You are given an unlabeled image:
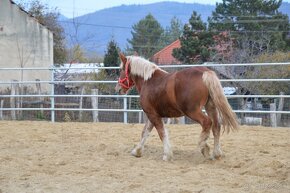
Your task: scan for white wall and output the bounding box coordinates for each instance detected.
[0,0,53,92]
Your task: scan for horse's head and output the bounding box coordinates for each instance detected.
[115,53,135,94]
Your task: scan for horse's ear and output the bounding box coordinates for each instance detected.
[119,53,127,66]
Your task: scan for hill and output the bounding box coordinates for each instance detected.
[59,1,290,55]
[60,2,215,55]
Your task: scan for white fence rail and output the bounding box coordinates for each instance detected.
[0,62,289,126]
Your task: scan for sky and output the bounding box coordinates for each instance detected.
[16,0,290,18]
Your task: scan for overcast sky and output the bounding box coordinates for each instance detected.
[16,0,290,18]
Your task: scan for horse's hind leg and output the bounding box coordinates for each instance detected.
[186,110,212,158]
[205,98,223,159]
[131,119,154,157]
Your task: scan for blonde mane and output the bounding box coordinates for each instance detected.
[121,56,167,81]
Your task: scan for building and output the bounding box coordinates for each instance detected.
[151,40,181,65]
[0,0,53,91]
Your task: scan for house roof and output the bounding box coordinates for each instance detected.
[151,39,181,65]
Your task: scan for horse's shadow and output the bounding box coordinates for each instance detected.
[132,145,209,165]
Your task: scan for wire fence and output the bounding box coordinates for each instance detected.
[0,62,289,127]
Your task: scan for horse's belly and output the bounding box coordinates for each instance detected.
[157,107,183,118]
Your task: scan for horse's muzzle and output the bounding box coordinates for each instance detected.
[115,83,126,95]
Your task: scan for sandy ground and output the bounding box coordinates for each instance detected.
[0,121,289,193]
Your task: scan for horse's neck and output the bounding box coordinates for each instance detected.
[154,69,169,77]
[149,69,169,82]
[132,69,168,93]
[132,76,144,93]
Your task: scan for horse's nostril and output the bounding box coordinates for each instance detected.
[115,86,122,95]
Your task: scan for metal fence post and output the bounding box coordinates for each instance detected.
[10,80,17,120]
[50,66,55,122]
[91,89,99,122]
[123,96,127,123]
[0,100,3,120]
[270,102,277,127]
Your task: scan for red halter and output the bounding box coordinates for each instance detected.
[118,59,135,89]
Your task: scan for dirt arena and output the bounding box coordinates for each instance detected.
[0,121,289,193]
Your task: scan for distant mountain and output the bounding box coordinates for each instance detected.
[60,2,215,55]
[59,1,290,56]
[57,14,68,22]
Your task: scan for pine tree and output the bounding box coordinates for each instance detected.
[160,16,183,47]
[127,14,164,58]
[103,40,120,77]
[173,11,214,64]
[209,0,289,57]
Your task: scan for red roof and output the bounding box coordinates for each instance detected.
[151,40,181,65]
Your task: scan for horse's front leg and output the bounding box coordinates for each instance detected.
[131,119,154,157]
[160,125,173,161]
[148,115,173,161]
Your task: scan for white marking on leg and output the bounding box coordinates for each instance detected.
[162,127,173,161]
[131,122,152,157]
[199,132,210,158]
[213,137,223,159]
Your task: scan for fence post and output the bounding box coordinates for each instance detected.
[50,67,55,122]
[240,98,247,124]
[180,116,185,124]
[36,79,44,115]
[277,92,284,126]
[10,80,17,120]
[79,86,85,121]
[14,81,22,118]
[91,89,99,122]
[270,102,277,127]
[0,99,4,120]
[123,96,128,123]
[138,111,142,123]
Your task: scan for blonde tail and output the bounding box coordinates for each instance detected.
[203,71,239,133]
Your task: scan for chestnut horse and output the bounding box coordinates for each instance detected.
[115,53,238,161]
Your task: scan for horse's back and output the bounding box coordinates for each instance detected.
[175,66,210,87]
[177,66,210,76]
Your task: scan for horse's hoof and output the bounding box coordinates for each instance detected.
[131,148,142,157]
[201,145,210,158]
[214,153,225,160]
[213,149,224,160]
[163,154,173,161]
